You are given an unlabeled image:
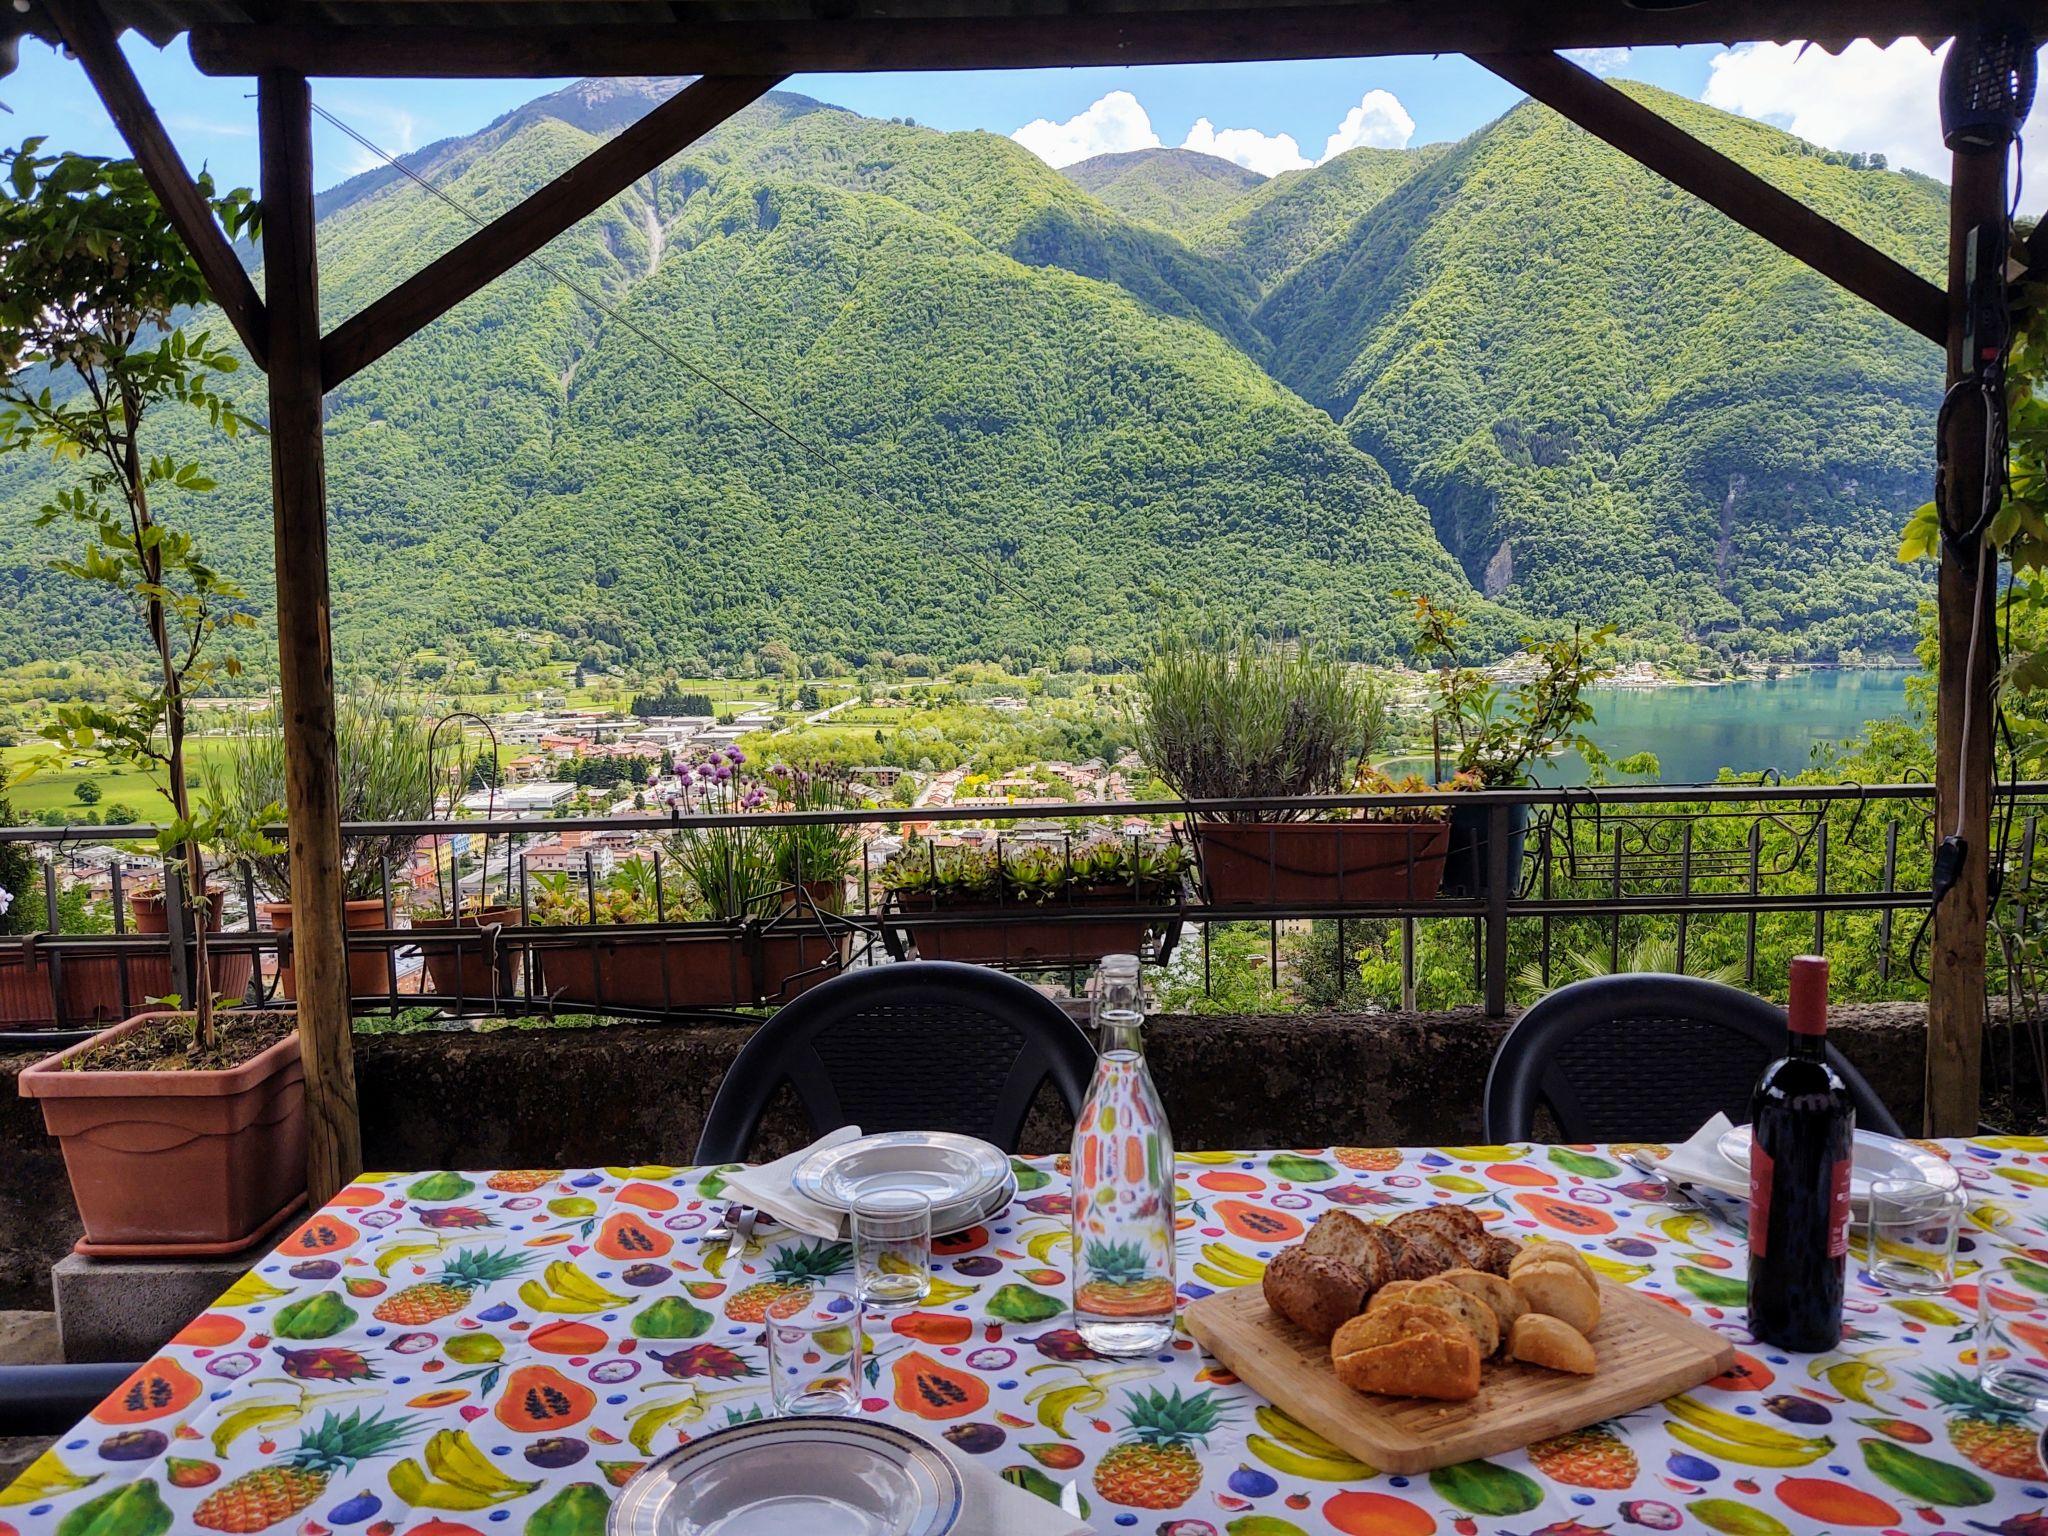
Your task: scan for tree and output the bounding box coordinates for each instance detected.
[0,140,264,1050]
[73,778,102,805]
[468,747,503,791]
[0,792,33,936]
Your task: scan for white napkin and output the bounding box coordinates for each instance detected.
[720,1125,864,1238]
[1651,1112,1749,1199]
[952,1445,1095,1535]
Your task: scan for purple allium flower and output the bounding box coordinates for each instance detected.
[715,764,732,782]
[726,746,745,764]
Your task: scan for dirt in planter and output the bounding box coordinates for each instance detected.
[62,1009,296,1074]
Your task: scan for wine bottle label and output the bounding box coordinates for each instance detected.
[1828,1155,1852,1258]
[1748,1143,1773,1257]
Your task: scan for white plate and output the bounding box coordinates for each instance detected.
[931,1172,1016,1237]
[1716,1126,1959,1205]
[795,1132,1010,1212]
[608,1417,963,1536]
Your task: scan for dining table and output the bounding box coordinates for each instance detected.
[7,1138,2048,1536]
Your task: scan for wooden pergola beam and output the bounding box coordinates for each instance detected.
[184,1,2032,79]
[320,73,779,389]
[259,69,360,1205]
[1474,50,1947,345]
[47,0,268,368]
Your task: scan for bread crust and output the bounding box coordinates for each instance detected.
[1304,1211,1402,1291]
[1332,1322,1482,1400]
[1509,1259,1602,1335]
[1508,1312,1597,1375]
[1262,1246,1368,1340]
[1510,1239,1595,1286]
[1474,1233,1522,1276]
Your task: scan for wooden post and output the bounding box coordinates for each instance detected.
[1926,143,2010,1137]
[259,72,361,1202]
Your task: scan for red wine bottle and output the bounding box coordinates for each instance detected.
[1746,955,1855,1352]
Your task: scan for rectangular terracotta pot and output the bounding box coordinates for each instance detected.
[413,907,521,1003]
[539,928,840,1010]
[1196,819,1451,906]
[262,898,390,1001]
[17,1011,307,1253]
[882,889,1175,968]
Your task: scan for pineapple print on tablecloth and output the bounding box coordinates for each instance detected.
[1093,1386,1230,1510]
[193,1409,419,1532]
[1332,1147,1403,1172]
[1528,1423,1638,1489]
[1916,1369,2048,1479]
[484,1168,562,1193]
[723,1239,852,1322]
[373,1246,531,1325]
[1075,1239,1177,1318]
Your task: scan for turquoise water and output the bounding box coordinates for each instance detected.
[1392,669,1916,786]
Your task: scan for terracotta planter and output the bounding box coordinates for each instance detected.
[262,898,389,1001]
[540,926,840,1011]
[413,907,521,1003]
[1196,820,1450,906]
[130,888,255,1004]
[783,877,847,915]
[17,1010,306,1254]
[882,886,1183,968]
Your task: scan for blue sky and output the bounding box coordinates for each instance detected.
[0,33,1979,195]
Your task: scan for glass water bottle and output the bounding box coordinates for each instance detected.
[1070,953,1177,1355]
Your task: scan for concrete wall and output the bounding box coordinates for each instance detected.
[0,1003,1932,1309]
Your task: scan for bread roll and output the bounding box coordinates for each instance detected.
[1510,1239,1595,1286]
[1508,1313,1597,1375]
[1509,1259,1601,1335]
[1332,1302,1482,1401]
[1262,1246,1368,1339]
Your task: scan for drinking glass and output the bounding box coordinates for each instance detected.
[1976,1264,2048,1412]
[1865,1178,1963,1293]
[852,1188,933,1310]
[764,1286,864,1416]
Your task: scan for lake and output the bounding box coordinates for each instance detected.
[1388,669,1916,786]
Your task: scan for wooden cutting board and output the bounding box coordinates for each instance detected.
[1183,1278,1736,1475]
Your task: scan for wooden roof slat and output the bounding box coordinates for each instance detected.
[46,0,270,366]
[144,1,2029,78]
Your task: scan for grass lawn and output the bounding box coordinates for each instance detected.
[3,738,237,823]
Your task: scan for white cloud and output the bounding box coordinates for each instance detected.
[1182,117,1311,175]
[1012,86,1417,177]
[1320,89,1416,159]
[1701,37,2048,191]
[1562,48,1632,78]
[1011,90,1160,168]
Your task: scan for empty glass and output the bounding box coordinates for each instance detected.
[852,1188,933,1310]
[1976,1264,2048,1412]
[1865,1178,1963,1293]
[764,1286,865,1416]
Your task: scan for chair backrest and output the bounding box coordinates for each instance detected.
[1483,973,1903,1143]
[693,960,1098,1163]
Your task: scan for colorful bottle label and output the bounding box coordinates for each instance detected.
[1828,1155,1852,1258]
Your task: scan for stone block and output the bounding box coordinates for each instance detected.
[53,1250,257,1363]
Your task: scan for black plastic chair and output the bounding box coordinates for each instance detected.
[694,961,1097,1162]
[1483,973,1903,1143]
[0,1362,143,1435]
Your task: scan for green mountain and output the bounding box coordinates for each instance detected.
[1188,143,1441,294]
[0,80,1468,675]
[0,76,1947,681]
[1251,83,1946,656]
[1066,147,1266,236]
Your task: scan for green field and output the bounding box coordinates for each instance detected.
[1,738,244,823]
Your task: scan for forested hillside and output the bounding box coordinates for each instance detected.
[1248,84,1946,657]
[0,74,1946,679]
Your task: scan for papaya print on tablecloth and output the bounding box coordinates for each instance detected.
[7,1143,2048,1533]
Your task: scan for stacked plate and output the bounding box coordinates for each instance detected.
[793,1131,1015,1237]
[608,1417,963,1535]
[1714,1126,1959,1216]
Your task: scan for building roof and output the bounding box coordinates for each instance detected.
[6,0,2006,80]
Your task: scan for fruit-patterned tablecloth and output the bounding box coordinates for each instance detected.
[9,1142,2048,1536]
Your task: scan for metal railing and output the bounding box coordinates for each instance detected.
[1,778,2034,1035]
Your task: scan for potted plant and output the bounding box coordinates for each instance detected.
[5,142,297,1254]
[535,749,840,1010]
[765,763,864,914]
[210,690,440,1001]
[1409,595,1611,896]
[880,834,1191,967]
[1133,635,1450,905]
[409,887,521,1006]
